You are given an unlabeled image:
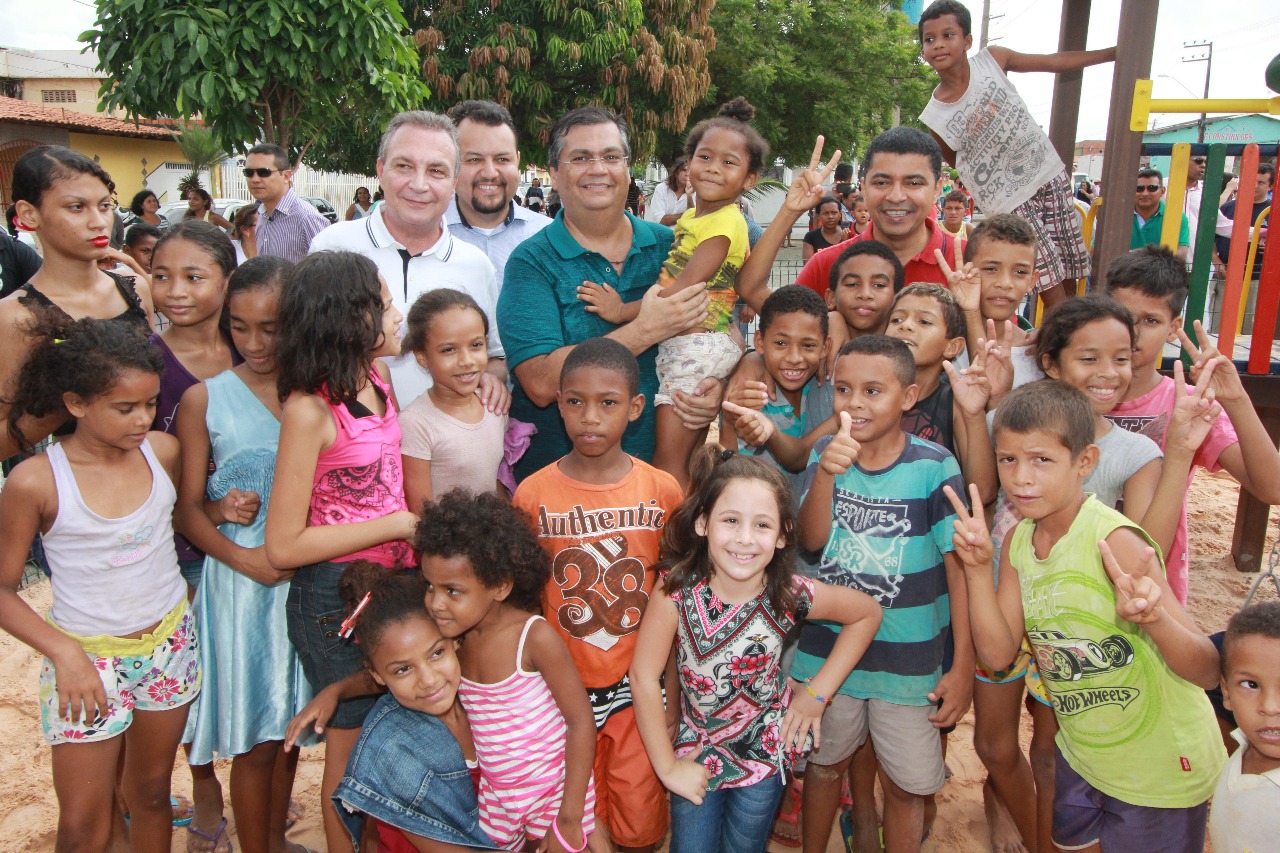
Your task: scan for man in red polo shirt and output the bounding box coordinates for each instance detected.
[737,127,961,302]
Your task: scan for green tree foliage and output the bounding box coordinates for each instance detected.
[82,0,428,168]
[407,0,714,164]
[668,0,931,168]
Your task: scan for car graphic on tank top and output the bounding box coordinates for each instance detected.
[1028,629,1135,683]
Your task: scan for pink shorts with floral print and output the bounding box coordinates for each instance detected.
[39,602,200,745]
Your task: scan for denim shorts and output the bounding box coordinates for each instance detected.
[178,557,205,591]
[286,561,379,730]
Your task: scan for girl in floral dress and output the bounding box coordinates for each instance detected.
[630,449,881,853]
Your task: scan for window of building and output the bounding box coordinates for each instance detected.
[41,90,77,104]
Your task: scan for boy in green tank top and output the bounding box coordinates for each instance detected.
[943,379,1226,852]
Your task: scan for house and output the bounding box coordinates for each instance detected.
[0,47,118,118]
[0,95,185,206]
[1143,113,1280,177]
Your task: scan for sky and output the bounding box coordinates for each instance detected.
[1,0,1277,142]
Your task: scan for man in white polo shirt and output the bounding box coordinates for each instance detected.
[445,100,551,288]
[310,110,505,407]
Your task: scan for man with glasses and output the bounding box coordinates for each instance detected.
[1131,167,1191,261]
[1183,153,1234,247]
[1217,161,1273,274]
[497,106,720,483]
[309,111,505,407]
[244,143,330,262]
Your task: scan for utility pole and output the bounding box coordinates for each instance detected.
[980,0,1003,49]
[1183,40,1213,143]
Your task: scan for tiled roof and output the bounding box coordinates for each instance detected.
[0,96,173,139]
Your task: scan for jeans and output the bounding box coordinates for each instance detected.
[669,774,785,853]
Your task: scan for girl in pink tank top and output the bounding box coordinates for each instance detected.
[264,251,417,853]
[417,491,598,853]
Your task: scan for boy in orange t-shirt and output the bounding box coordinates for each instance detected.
[513,337,684,852]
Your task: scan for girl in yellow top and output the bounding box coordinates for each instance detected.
[579,97,766,488]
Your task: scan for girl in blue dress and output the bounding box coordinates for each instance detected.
[174,256,312,853]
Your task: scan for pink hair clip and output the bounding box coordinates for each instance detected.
[339,591,372,639]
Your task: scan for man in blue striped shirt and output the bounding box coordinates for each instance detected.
[247,143,330,262]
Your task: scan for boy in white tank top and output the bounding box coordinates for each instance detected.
[916,0,1115,308]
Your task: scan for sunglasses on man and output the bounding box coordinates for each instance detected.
[242,167,282,178]
[1191,157,1207,165]
[1136,184,1162,193]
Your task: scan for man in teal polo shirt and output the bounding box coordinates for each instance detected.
[498,107,719,481]
[1131,167,1191,261]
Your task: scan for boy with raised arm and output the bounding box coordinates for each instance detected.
[917,0,1114,307]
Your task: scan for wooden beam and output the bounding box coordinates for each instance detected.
[1091,0,1159,279]
[1047,0,1091,169]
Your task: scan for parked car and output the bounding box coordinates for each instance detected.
[157,197,248,226]
[304,197,339,224]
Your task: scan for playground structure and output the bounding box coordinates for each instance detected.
[1048,0,1279,572]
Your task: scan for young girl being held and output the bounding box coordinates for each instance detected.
[400,289,509,510]
[264,250,417,853]
[416,491,598,853]
[174,257,313,853]
[0,318,196,853]
[578,97,770,488]
[0,146,155,458]
[630,449,881,853]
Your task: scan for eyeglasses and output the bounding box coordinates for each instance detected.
[1191,157,1207,165]
[242,167,281,178]
[1136,184,1162,193]
[559,154,629,169]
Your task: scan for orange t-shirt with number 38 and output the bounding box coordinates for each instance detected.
[514,458,683,697]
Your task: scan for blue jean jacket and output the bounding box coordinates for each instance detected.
[333,693,501,851]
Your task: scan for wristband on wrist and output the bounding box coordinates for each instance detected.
[804,677,829,705]
[553,819,588,853]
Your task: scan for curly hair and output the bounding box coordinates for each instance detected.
[683,97,769,176]
[129,189,159,217]
[274,251,384,404]
[414,490,549,614]
[338,559,432,662]
[1222,600,1280,675]
[661,446,798,616]
[5,316,163,451]
[404,288,488,356]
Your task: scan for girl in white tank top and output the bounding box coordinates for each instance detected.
[0,316,197,851]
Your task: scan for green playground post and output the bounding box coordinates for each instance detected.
[1184,143,1227,360]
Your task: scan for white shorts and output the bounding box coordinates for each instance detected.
[655,332,743,407]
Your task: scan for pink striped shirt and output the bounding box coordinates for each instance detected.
[459,616,596,849]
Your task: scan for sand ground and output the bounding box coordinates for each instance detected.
[2,466,1274,852]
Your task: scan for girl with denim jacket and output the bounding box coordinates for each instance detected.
[286,562,501,852]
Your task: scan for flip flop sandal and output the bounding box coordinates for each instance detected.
[172,794,194,827]
[123,796,194,828]
[769,775,804,848]
[187,816,233,853]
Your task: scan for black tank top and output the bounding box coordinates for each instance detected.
[16,271,149,333]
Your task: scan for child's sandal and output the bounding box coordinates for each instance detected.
[769,774,804,848]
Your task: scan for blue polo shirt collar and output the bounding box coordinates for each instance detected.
[545,210,657,261]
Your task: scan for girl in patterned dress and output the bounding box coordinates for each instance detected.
[630,449,881,853]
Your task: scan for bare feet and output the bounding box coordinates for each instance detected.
[982,780,1028,853]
